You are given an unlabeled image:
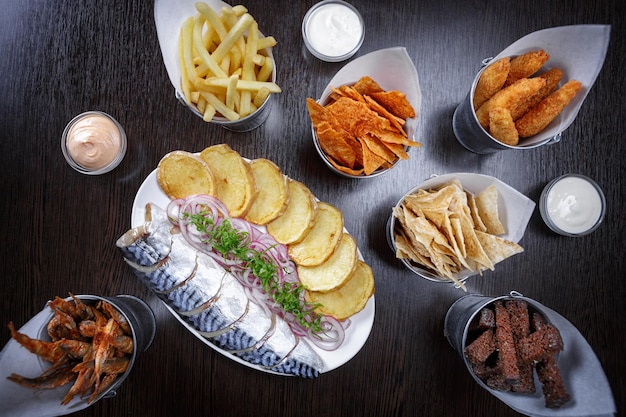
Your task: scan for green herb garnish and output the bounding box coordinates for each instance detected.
[184,210,323,333]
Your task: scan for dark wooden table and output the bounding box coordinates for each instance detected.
[1,0,624,416]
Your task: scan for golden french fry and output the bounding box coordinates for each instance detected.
[202,77,281,93]
[178,2,280,122]
[203,104,216,122]
[200,91,241,121]
[226,74,239,110]
[253,87,271,107]
[257,57,274,82]
[211,13,254,64]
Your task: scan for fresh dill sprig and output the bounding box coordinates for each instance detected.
[184,211,323,333]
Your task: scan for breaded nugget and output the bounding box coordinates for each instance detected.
[515,79,582,138]
[504,49,550,87]
[475,77,546,129]
[473,57,511,110]
[489,107,519,146]
[511,68,563,120]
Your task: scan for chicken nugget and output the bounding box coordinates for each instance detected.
[475,77,546,129]
[489,107,519,146]
[504,49,550,87]
[515,80,582,138]
[473,57,511,110]
[511,68,563,120]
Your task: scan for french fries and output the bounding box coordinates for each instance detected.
[473,50,582,144]
[178,2,281,122]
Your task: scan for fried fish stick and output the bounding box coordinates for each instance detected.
[515,80,582,138]
[475,77,546,129]
[489,107,519,146]
[503,49,550,87]
[511,68,563,120]
[473,57,511,110]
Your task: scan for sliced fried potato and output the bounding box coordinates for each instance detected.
[199,144,256,218]
[305,260,375,320]
[297,233,357,292]
[157,151,215,199]
[288,202,343,267]
[266,179,317,245]
[244,158,288,225]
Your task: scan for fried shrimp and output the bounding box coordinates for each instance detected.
[515,80,582,138]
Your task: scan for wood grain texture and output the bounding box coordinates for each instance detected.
[0,0,624,416]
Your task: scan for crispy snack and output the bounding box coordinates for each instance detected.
[178,2,281,122]
[464,300,570,408]
[307,76,420,176]
[473,57,511,110]
[305,260,375,320]
[393,181,522,288]
[157,151,215,199]
[288,202,343,267]
[244,158,288,225]
[475,77,546,129]
[503,49,550,87]
[370,90,416,119]
[297,233,358,292]
[266,179,318,245]
[489,107,519,146]
[474,185,505,235]
[7,296,134,405]
[199,144,257,218]
[515,79,582,138]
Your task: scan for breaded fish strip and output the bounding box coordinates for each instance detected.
[515,80,582,138]
[504,49,550,87]
[489,107,519,146]
[511,68,563,120]
[473,57,511,110]
[475,77,546,129]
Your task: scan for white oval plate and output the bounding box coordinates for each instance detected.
[131,167,375,375]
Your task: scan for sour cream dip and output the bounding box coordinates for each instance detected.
[62,111,126,175]
[302,0,364,62]
[540,174,605,236]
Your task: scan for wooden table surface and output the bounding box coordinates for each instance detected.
[1,0,624,416]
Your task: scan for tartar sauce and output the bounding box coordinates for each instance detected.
[65,113,123,170]
[304,1,363,59]
[545,175,604,235]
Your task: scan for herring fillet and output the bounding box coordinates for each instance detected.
[116,203,324,377]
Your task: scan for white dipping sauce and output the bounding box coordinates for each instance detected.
[545,176,604,234]
[305,2,363,58]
